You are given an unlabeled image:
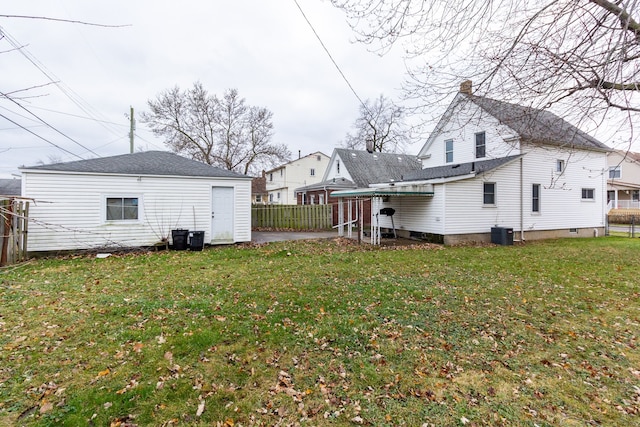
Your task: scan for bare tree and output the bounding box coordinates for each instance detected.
[344,94,412,153]
[331,0,640,148]
[142,83,291,175]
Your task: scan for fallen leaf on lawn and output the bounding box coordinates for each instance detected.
[196,400,205,417]
[156,335,166,344]
[133,343,144,353]
[164,351,173,361]
[461,416,470,425]
[39,401,53,414]
[214,315,227,322]
[98,368,111,377]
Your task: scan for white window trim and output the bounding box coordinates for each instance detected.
[581,188,596,201]
[445,139,454,163]
[103,194,143,224]
[556,159,565,173]
[483,182,497,207]
[608,165,621,179]
[532,183,541,215]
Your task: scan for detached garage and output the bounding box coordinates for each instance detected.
[20,151,252,252]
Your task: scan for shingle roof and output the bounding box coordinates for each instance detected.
[403,155,522,182]
[335,149,422,186]
[466,94,610,151]
[20,151,249,179]
[0,179,21,196]
[294,177,356,193]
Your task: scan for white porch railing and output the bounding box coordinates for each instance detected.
[608,200,640,210]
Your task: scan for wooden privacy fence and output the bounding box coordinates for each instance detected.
[252,204,332,230]
[1,198,29,266]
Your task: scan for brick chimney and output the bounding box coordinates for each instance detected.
[459,80,472,95]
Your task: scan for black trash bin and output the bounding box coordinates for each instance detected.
[171,229,189,250]
[189,231,205,251]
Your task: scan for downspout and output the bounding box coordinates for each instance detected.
[520,157,525,242]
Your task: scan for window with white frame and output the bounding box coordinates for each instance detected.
[581,188,595,200]
[608,166,621,179]
[556,159,565,173]
[532,184,540,213]
[310,168,315,176]
[277,192,281,200]
[319,194,325,204]
[633,190,639,201]
[336,160,340,173]
[475,132,486,158]
[483,182,496,205]
[269,173,273,182]
[310,195,316,204]
[445,139,454,163]
[269,193,274,202]
[106,197,139,221]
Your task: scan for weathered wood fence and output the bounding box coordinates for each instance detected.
[252,204,332,230]
[1,198,29,266]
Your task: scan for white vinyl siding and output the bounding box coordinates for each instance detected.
[23,172,251,251]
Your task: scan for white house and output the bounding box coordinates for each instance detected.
[265,151,329,204]
[20,151,252,252]
[333,83,611,244]
[607,150,640,209]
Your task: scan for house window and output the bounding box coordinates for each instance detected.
[106,197,138,221]
[277,192,281,200]
[310,195,316,205]
[302,194,307,204]
[336,160,340,174]
[255,195,262,203]
[317,155,321,161]
[319,194,325,204]
[633,190,640,202]
[269,173,273,182]
[608,166,621,179]
[532,184,540,213]
[280,169,283,177]
[556,159,565,173]
[269,193,273,202]
[445,139,454,163]
[483,182,496,205]
[581,188,595,200]
[475,132,486,158]
[310,168,315,176]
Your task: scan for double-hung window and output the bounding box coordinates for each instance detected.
[475,132,486,158]
[608,166,621,179]
[532,184,540,213]
[310,168,316,176]
[445,139,454,163]
[483,182,496,205]
[106,197,139,221]
[556,159,565,173]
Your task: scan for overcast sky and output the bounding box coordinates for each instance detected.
[0,0,410,178]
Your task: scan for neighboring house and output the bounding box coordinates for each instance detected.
[333,82,611,244]
[294,149,422,226]
[252,172,267,204]
[265,151,329,204]
[20,151,252,252]
[607,150,640,209]
[0,179,22,196]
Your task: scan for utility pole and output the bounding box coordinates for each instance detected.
[129,106,136,153]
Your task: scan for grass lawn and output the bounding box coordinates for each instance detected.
[1,237,639,426]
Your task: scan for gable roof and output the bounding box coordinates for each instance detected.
[403,154,523,182]
[467,95,609,151]
[20,151,249,179]
[419,92,610,157]
[333,149,422,187]
[264,151,329,174]
[0,179,21,196]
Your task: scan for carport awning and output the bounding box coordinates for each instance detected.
[332,184,434,197]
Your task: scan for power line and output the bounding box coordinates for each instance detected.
[1,91,100,157]
[0,112,84,160]
[292,0,368,111]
